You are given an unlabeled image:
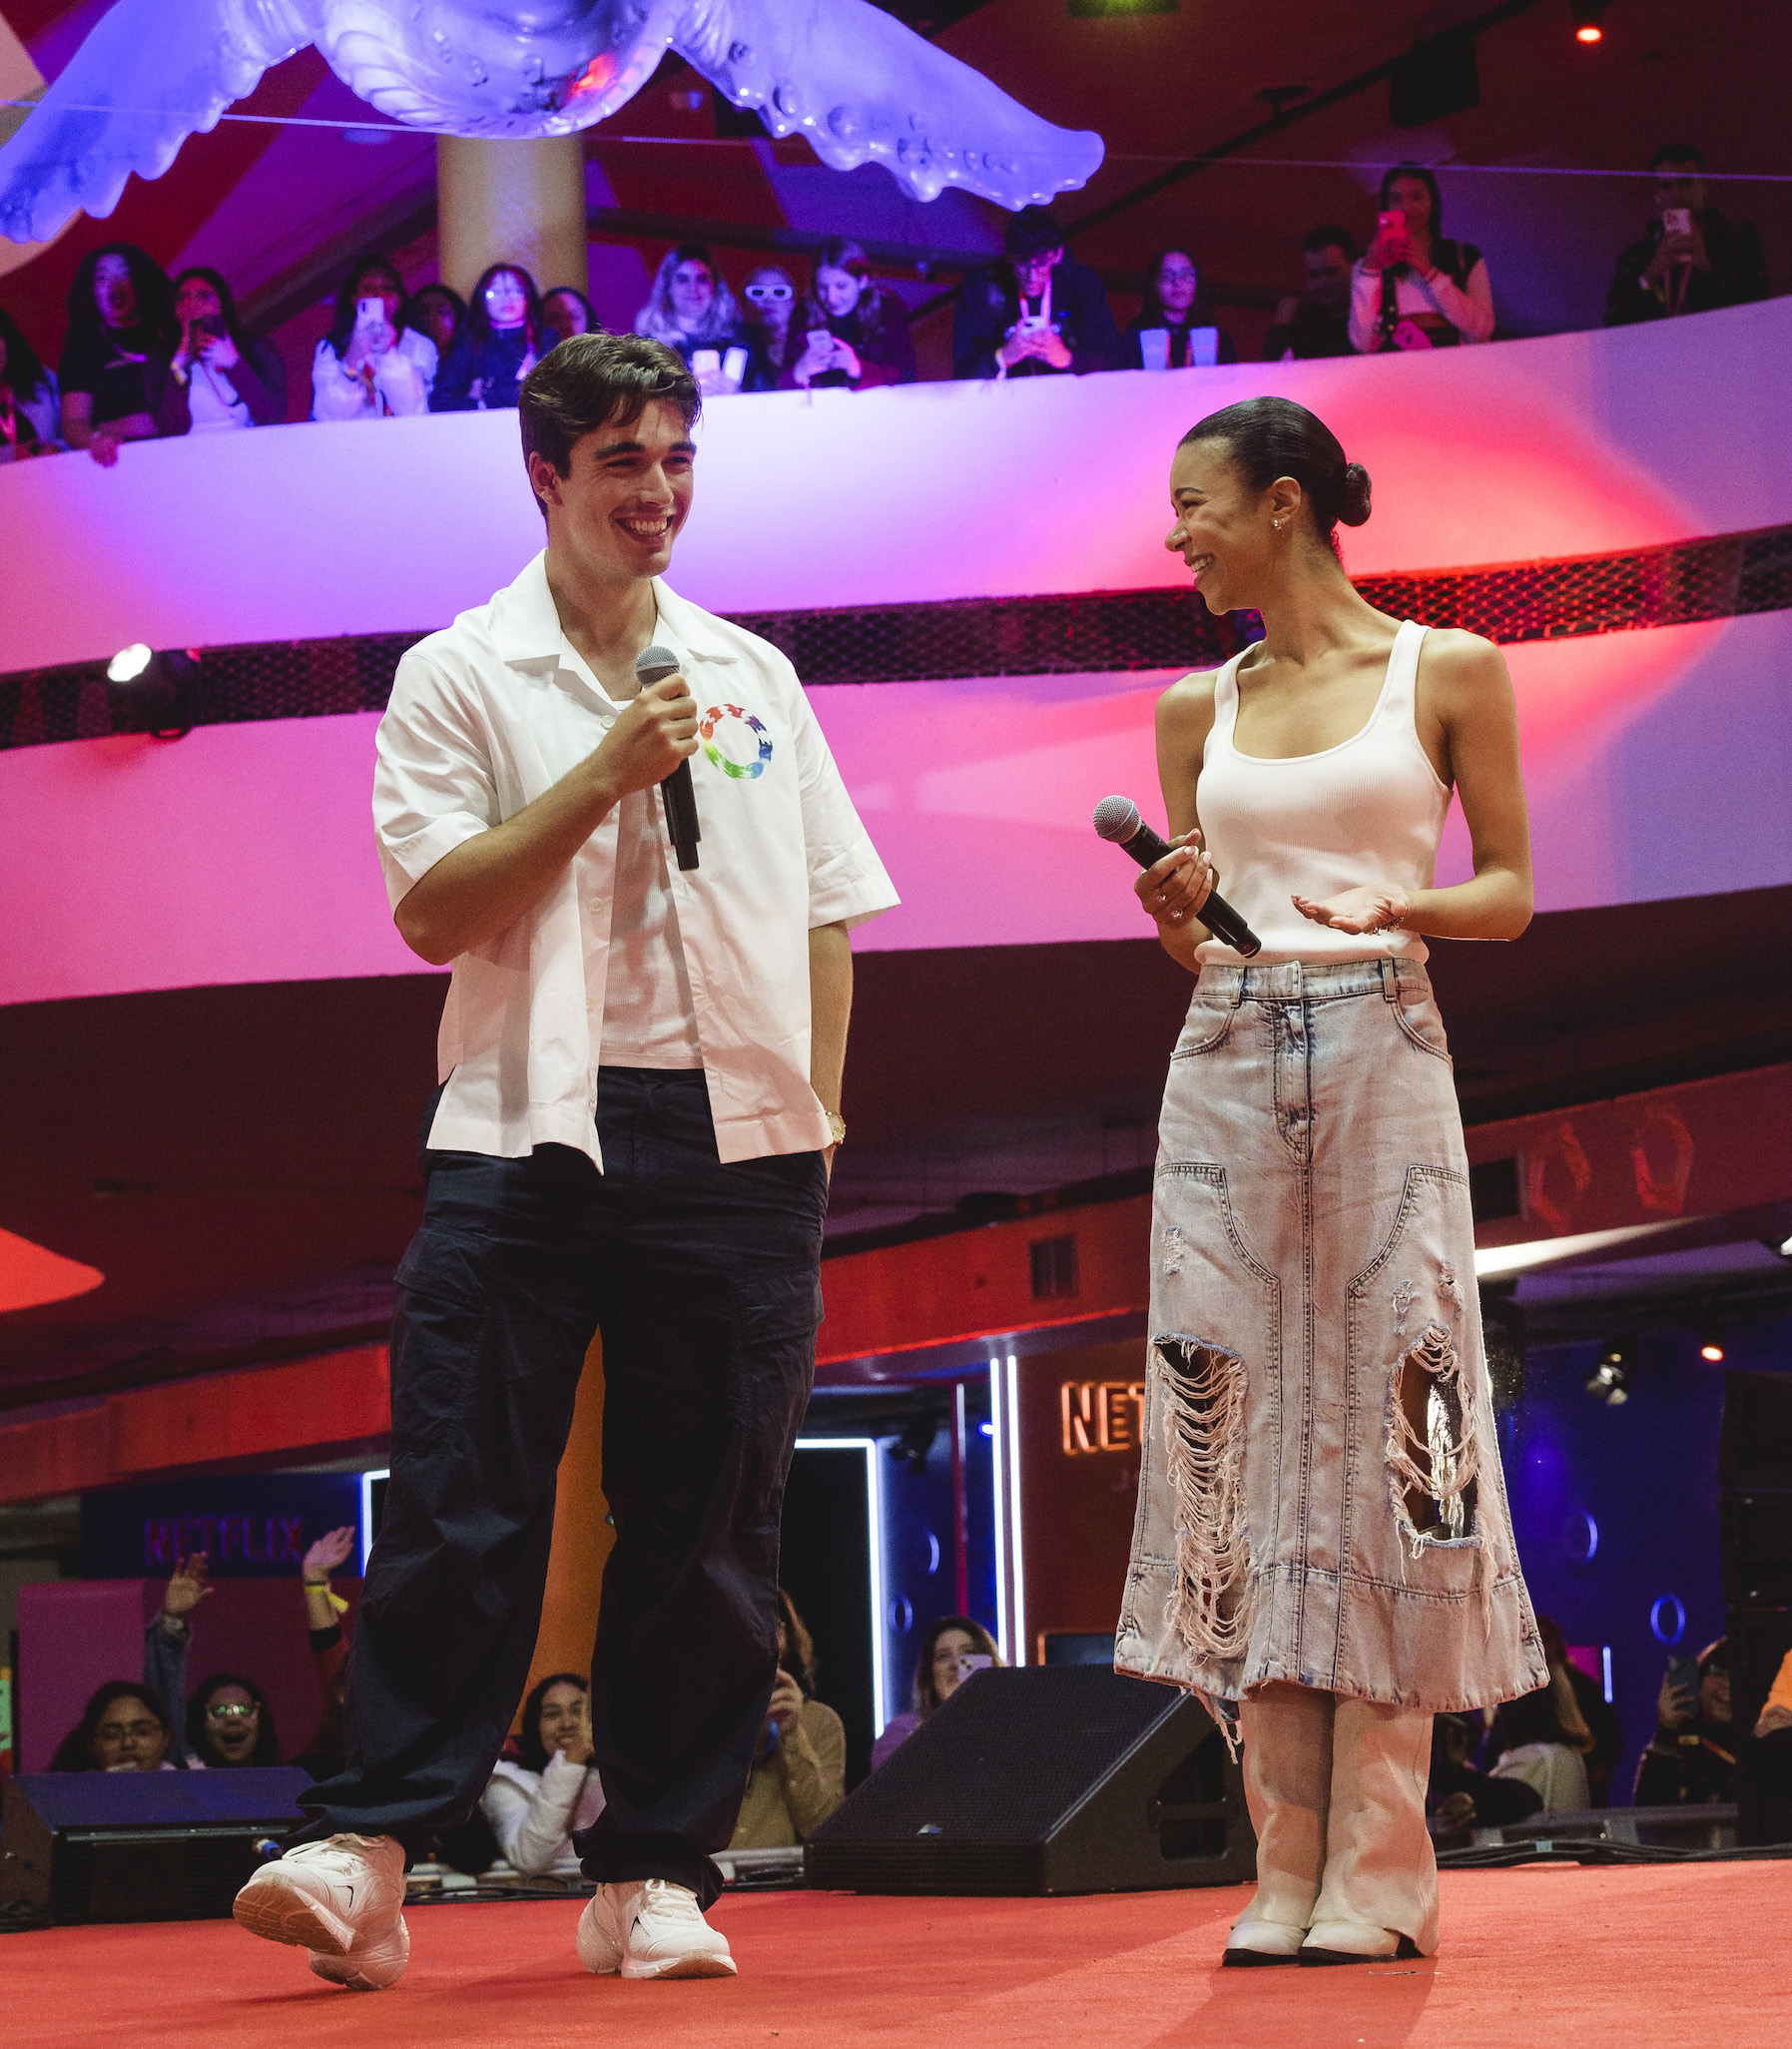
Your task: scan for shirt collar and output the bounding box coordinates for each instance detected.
[491,551,737,671]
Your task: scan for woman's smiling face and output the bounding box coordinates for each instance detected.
[1165,437,1278,615]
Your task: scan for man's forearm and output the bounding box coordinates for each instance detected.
[395,755,620,965]
[809,923,853,1114]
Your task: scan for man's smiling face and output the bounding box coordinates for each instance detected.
[530,397,696,584]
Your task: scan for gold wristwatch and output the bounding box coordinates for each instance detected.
[826,1110,847,1148]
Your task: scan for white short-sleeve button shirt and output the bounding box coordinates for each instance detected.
[372,553,898,1167]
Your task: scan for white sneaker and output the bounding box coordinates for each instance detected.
[233,1834,407,1975]
[308,1915,411,1991]
[576,1879,737,1980]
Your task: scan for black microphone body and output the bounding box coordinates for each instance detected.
[1093,798,1262,958]
[635,644,701,872]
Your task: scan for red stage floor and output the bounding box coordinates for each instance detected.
[9,1866,1791,2049]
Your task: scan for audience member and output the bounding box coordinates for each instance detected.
[148,266,288,435]
[1488,1616,1596,1811]
[141,1549,212,1765]
[634,241,747,395]
[952,205,1121,380]
[482,1672,606,1876]
[539,285,598,349]
[187,1673,282,1767]
[730,1589,847,1847]
[0,305,59,459]
[432,262,542,411]
[59,242,176,465]
[49,1681,180,1771]
[739,265,803,390]
[1604,144,1770,327]
[1634,1639,1735,1804]
[786,239,915,391]
[1263,226,1358,360]
[404,282,465,363]
[1120,247,1236,370]
[289,1525,355,1781]
[1350,163,1493,353]
[311,254,437,420]
[871,1614,1002,1770]
[1428,1711,1542,1829]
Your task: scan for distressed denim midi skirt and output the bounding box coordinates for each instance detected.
[1113,957,1547,1715]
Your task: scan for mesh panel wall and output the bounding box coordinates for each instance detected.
[4,523,1787,752]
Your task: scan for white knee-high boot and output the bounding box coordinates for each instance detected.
[1227,1684,1335,1961]
[1304,1696,1439,1960]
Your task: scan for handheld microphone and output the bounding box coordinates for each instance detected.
[635,643,700,872]
[1092,795,1262,958]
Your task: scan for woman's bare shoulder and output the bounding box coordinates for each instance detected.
[1418,626,1511,697]
[1156,665,1222,736]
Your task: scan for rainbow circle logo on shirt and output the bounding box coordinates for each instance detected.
[699,703,774,780]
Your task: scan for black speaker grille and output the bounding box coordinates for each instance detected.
[812,1668,1177,1846]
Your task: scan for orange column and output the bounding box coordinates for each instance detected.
[523,1334,612,1704]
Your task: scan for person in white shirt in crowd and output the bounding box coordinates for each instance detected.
[483,1673,606,1876]
[1350,162,1494,354]
[311,254,437,421]
[633,242,747,396]
[234,331,896,1994]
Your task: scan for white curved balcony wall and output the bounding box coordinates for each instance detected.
[0,301,1787,672]
[2,303,1788,1007]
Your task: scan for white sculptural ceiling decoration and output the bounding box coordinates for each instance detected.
[0,0,1105,243]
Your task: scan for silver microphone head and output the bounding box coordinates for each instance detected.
[635,642,681,686]
[1092,795,1143,844]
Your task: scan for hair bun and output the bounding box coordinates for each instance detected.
[1338,460,1373,527]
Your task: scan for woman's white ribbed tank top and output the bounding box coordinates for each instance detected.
[1195,618,1452,965]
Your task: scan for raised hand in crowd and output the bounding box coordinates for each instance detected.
[161,1551,213,1625]
[302,1526,357,1583]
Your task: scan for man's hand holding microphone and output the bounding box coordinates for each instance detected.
[590,656,698,811]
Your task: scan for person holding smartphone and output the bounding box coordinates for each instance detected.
[1604,144,1769,327]
[632,243,747,396]
[785,240,913,392]
[728,1590,847,1847]
[310,255,437,421]
[1112,395,1545,1966]
[870,1615,1003,1769]
[431,263,543,413]
[1633,1640,1736,1803]
[952,205,1121,380]
[1349,163,1493,353]
[151,267,288,434]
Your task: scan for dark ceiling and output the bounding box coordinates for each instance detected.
[3,883,1789,1411]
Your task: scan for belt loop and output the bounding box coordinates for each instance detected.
[1379,958,1397,1002]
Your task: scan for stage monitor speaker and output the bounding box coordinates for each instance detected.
[804,1666,1254,1895]
[1719,1370,1792,1490]
[0,1767,310,1924]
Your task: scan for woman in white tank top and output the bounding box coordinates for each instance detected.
[1111,397,1546,1967]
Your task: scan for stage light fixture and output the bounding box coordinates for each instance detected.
[1698,1318,1726,1363]
[105,642,199,738]
[1570,2,1607,41]
[1584,1334,1632,1406]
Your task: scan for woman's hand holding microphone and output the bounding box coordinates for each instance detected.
[1135,830,1216,939]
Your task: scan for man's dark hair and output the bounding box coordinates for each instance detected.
[518,332,700,519]
[1004,205,1065,262]
[1650,142,1703,172]
[1303,224,1357,261]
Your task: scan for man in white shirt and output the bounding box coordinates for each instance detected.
[235,334,896,1990]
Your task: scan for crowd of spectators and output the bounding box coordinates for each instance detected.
[0,141,1770,469]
